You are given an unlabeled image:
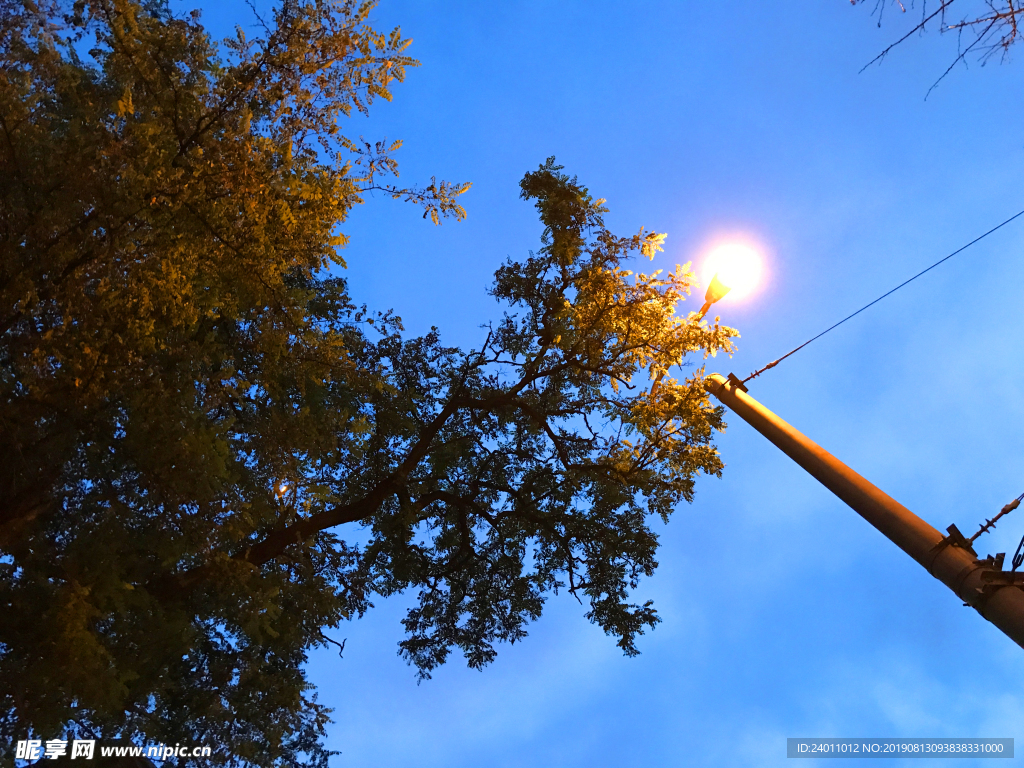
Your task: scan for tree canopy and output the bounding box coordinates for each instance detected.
[1,1,737,765]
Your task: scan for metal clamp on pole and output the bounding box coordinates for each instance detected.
[726,372,748,393]
[928,523,978,562]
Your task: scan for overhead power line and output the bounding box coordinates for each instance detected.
[742,206,1024,385]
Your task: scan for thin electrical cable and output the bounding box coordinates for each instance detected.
[742,206,1024,384]
[968,493,1024,544]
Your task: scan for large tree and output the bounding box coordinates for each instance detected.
[0,1,737,765]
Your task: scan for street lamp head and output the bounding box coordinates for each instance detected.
[705,273,732,303]
[697,273,731,318]
[695,242,763,319]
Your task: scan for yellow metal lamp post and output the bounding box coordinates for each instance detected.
[704,373,1024,649]
[690,242,1024,649]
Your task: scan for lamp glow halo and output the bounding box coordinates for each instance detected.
[700,243,763,302]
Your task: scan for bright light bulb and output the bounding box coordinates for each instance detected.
[700,243,763,301]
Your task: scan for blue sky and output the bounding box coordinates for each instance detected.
[203,2,1024,765]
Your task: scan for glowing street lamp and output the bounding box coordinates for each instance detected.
[697,274,732,319]
[695,243,763,319]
